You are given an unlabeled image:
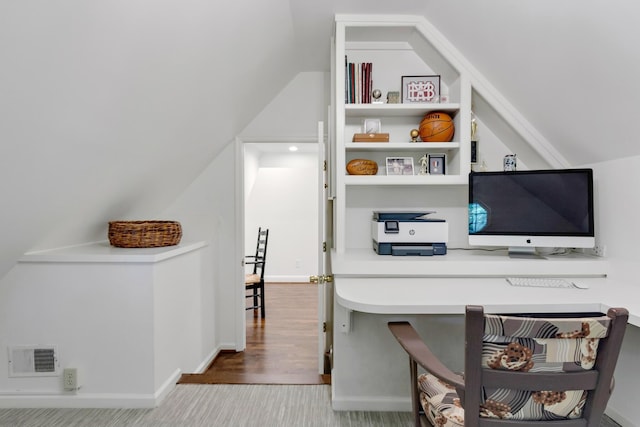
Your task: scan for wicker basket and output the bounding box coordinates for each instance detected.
[108,220,182,248]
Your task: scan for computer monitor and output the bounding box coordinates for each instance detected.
[468,168,595,258]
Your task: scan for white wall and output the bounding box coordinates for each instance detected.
[586,155,640,268]
[161,143,239,349]
[241,72,329,138]
[586,155,640,425]
[245,150,318,282]
[0,245,210,408]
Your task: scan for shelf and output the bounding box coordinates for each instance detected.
[19,241,208,264]
[331,248,610,278]
[346,142,460,151]
[344,174,466,186]
[335,16,471,252]
[345,103,460,117]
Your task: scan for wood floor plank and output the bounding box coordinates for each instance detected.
[180,282,330,385]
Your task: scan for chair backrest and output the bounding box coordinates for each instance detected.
[249,227,269,278]
[463,305,629,426]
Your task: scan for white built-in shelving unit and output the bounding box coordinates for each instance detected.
[333,15,472,255]
[332,15,565,259]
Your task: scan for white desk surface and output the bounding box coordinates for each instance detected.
[332,249,639,327]
[331,248,610,277]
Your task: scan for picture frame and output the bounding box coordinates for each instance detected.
[363,118,381,134]
[401,75,440,104]
[427,153,446,175]
[386,157,414,176]
[386,91,400,104]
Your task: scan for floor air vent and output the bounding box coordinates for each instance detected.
[8,346,59,377]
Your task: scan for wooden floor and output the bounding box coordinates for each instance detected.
[180,282,330,385]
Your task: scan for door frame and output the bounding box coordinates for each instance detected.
[234,135,321,353]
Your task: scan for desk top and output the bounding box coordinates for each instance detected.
[331,248,609,277]
[335,276,640,327]
[332,249,638,327]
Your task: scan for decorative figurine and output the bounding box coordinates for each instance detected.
[410,129,419,142]
[471,110,478,141]
[419,154,429,175]
[372,89,383,104]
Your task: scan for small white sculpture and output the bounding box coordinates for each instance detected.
[419,155,429,175]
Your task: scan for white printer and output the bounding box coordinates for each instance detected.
[372,211,448,256]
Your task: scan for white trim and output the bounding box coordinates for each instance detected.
[604,406,637,427]
[331,394,410,412]
[193,347,221,374]
[0,370,182,409]
[234,137,246,352]
[20,241,208,264]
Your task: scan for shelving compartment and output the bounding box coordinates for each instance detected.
[344,105,464,182]
[470,89,554,171]
[344,24,461,104]
[344,184,469,250]
[334,17,472,253]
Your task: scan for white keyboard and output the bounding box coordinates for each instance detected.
[506,277,578,289]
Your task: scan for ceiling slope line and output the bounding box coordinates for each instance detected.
[412,17,570,169]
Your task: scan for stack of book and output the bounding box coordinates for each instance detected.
[345,58,373,104]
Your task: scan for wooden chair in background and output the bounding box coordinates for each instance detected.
[245,227,269,318]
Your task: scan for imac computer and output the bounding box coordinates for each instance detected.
[468,168,595,258]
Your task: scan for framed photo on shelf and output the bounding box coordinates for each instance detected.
[401,75,440,104]
[427,153,446,175]
[363,118,381,134]
[386,157,414,176]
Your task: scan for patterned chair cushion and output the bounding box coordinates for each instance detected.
[417,313,612,423]
[418,373,464,427]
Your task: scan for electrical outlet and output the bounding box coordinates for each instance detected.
[592,245,607,257]
[63,368,81,391]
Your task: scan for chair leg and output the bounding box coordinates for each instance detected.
[259,282,265,318]
[252,287,259,310]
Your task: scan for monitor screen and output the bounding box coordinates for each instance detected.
[468,169,595,256]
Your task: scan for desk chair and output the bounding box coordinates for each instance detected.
[245,227,269,318]
[389,305,628,427]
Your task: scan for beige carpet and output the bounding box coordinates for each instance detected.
[0,384,622,427]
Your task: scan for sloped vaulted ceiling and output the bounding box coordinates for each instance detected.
[0,0,298,277]
[1,0,638,278]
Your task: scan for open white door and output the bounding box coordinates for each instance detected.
[312,121,333,374]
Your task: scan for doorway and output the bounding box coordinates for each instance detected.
[243,141,319,284]
[242,139,321,380]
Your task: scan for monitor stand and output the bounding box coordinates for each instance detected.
[508,247,546,259]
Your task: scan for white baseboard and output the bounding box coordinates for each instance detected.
[193,347,222,374]
[604,406,636,427]
[0,370,182,409]
[331,394,411,412]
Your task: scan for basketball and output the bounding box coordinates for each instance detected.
[419,112,455,142]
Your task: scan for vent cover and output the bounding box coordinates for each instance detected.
[8,346,59,377]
